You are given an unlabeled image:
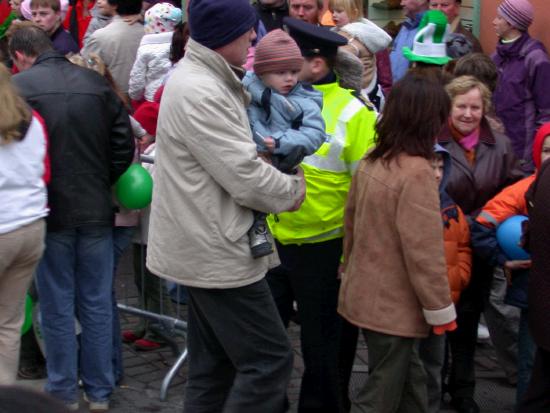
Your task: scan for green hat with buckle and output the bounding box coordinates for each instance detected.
[402,10,452,66]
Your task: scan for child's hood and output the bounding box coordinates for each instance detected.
[532,122,550,170]
[333,49,363,93]
[434,144,457,215]
[338,18,392,54]
[434,143,452,193]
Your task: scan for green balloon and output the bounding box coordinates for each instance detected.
[21,294,33,335]
[115,164,153,209]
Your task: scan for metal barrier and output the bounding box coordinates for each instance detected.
[116,304,188,400]
[115,152,189,401]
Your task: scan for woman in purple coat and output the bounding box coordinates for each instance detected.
[492,0,550,172]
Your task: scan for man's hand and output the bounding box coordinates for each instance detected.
[337,263,345,280]
[288,167,306,212]
[264,136,276,153]
[503,260,532,285]
[123,13,143,25]
[257,152,272,165]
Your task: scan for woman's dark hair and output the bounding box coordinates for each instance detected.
[453,52,498,93]
[369,72,451,163]
[169,21,189,65]
[408,63,453,86]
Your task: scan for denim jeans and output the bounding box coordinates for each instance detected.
[112,226,135,384]
[36,226,114,403]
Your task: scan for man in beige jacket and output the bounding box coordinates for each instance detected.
[82,0,144,96]
[146,0,305,411]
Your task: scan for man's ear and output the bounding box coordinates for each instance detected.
[310,56,328,77]
[13,50,34,71]
[13,50,26,66]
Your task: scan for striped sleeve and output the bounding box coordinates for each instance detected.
[32,110,50,185]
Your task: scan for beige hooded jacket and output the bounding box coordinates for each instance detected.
[146,39,304,288]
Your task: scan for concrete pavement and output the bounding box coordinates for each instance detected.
[16,250,517,412]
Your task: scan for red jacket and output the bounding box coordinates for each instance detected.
[0,0,11,25]
[62,0,94,49]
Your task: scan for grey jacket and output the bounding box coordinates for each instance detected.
[82,15,144,94]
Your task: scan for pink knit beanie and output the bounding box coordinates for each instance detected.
[498,0,534,31]
[253,29,304,76]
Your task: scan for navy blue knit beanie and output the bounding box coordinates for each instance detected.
[188,0,258,50]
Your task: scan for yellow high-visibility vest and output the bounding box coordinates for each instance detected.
[268,81,377,245]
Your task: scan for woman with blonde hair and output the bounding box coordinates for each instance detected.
[0,62,49,384]
[437,75,524,413]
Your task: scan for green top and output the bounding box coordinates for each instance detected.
[0,12,16,40]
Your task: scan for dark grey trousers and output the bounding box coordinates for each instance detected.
[183,279,293,413]
[352,329,428,413]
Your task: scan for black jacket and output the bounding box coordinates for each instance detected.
[253,1,288,32]
[13,51,134,231]
[526,161,550,350]
[437,118,525,216]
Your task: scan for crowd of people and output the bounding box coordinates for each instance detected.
[1,0,550,412]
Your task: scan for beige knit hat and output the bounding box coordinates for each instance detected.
[253,29,304,75]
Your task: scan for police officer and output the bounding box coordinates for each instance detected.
[266,17,378,413]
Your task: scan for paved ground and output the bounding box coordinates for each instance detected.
[17,250,517,412]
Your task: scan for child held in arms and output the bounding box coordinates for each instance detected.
[243,29,326,258]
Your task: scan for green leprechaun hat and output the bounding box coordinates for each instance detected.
[402,10,451,66]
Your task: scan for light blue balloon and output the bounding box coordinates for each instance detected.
[496,215,530,260]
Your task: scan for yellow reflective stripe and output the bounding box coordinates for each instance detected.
[296,227,344,244]
[478,211,498,227]
[303,134,347,172]
[303,97,366,173]
[339,97,365,123]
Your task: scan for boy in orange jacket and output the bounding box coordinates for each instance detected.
[470,122,550,405]
[420,146,472,413]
